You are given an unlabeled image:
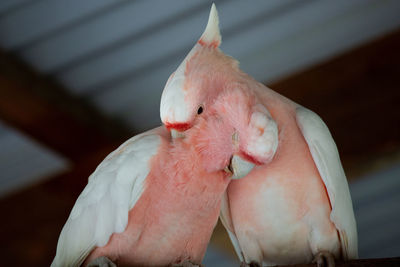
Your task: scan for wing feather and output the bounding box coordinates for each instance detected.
[296,107,358,259]
[220,192,244,262]
[51,128,164,267]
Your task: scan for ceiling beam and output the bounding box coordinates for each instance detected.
[280,257,400,267]
[0,50,131,162]
[0,50,134,265]
[0,49,136,265]
[0,149,113,266]
[270,29,400,178]
[0,50,131,264]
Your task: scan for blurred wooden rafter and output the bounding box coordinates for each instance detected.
[270,29,400,178]
[281,257,400,266]
[0,49,134,266]
[0,50,131,162]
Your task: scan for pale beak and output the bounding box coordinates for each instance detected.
[224,154,255,179]
[171,129,185,139]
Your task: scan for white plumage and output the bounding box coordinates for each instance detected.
[296,107,358,259]
[51,129,161,267]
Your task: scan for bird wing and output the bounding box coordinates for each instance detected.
[51,127,166,267]
[220,191,244,262]
[296,107,358,259]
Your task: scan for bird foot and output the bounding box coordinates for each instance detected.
[87,256,117,267]
[171,259,203,267]
[240,261,261,267]
[313,251,335,267]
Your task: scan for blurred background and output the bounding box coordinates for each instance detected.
[0,0,399,266]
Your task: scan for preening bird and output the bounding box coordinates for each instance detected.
[51,5,272,267]
[160,4,358,267]
[51,120,253,267]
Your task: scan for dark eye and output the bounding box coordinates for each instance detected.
[197,105,203,115]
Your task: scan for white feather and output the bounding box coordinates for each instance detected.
[200,3,221,46]
[220,192,244,262]
[160,71,188,123]
[295,107,358,259]
[51,128,162,267]
[160,4,222,125]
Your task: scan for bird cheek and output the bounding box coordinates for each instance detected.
[244,112,279,164]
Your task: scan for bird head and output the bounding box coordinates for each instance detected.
[160,4,277,179]
[160,3,223,135]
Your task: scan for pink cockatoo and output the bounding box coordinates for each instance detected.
[160,4,358,267]
[51,118,256,267]
[50,6,271,267]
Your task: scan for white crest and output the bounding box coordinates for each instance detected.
[160,4,222,125]
[199,3,221,47]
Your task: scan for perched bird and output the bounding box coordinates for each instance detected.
[51,6,269,267]
[52,118,254,267]
[160,4,358,267]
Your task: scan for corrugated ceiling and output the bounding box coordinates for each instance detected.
[1,0,399,131]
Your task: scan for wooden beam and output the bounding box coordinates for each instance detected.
[0,50,132,265]
[0,148,113,266]
[0,50,131,162]
[270,29,400,178]
[281,257,400,267]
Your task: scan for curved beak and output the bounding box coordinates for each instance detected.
[224,154,255,179]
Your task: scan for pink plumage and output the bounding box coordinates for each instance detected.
[52,6,263,266]
[84,123,232,266]
[53,113,248,266]
[161,4,358,266]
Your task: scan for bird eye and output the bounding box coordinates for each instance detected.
[197,105,204,115]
